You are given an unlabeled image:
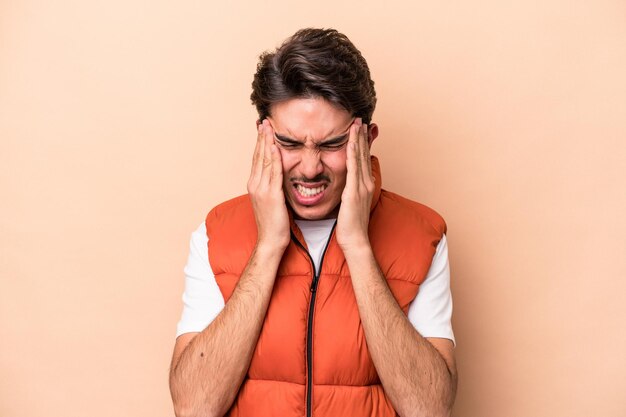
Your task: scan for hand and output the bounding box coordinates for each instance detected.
[336,118,375,254]
[247,120,290,252]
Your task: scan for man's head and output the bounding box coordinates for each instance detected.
[250,28,379,220]
[251,28,377,124]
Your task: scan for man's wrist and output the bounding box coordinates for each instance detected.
[254,240,288,260]
[341,241,374,263]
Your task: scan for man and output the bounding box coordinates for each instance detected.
[169,28,457,417]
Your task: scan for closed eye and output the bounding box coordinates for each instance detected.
[319,135,349,150]
[320,141,348,151]
[274,133,349,150]
[274,134,302,149]
[276,140,302,149]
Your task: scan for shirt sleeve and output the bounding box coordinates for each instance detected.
[407,234,456,346]
[175,222,225,338]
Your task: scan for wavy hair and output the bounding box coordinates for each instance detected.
[251,28,377,124]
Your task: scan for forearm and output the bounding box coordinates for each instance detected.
[345,246,457,417]
[169,244,284,417]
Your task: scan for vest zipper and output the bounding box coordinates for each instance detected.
[290,221,336,417]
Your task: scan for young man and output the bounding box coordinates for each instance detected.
[169,28,457,417]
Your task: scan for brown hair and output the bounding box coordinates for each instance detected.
[251,28,377,124]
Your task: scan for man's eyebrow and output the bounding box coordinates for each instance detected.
[319,134,349,145]
[274,134,303,144]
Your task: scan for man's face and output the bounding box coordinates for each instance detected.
[266,97,357,220]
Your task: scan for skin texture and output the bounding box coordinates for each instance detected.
[338,118,458,416]
[169,121,288,417]
[168,97,457,417]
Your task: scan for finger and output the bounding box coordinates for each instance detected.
[354,119,363,183]
[265,122,282,186]
[260,120,273,183]
[360,123,373,180]
[347,117,360,146]
[270,144,283,187]
[344,124,359,194]
[251,122,266,186]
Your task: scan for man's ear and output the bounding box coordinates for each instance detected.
[367,123,379,147]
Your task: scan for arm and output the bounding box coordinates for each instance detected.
[169,244,285,417]
[336,119,457,417]
[169,120,289,417]
[345,246,457,417]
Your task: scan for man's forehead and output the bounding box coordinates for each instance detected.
[267,97,354,142]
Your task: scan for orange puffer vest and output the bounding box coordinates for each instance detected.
[205,156,446,417]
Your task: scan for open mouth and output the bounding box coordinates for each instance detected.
[292,183,328,205]
[295,184,327,198]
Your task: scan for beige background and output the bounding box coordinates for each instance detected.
[1,1,625,416]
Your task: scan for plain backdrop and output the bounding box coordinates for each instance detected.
[1,1,625,416]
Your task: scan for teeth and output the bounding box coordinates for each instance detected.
[296,184,326,198]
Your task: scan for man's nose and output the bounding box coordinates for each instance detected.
[298,149,324,179]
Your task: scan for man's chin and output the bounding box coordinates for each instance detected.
[288,201,339,221]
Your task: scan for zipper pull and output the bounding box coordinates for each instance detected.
[310,279,318,293]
